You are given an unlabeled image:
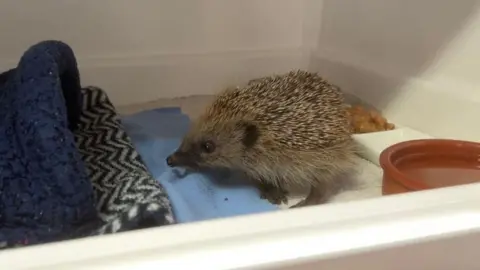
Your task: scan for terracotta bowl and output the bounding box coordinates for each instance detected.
[379,139,480,195]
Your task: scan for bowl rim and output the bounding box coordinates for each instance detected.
[379,139,480,191]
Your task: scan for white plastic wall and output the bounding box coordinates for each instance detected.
[305,0,480,141]
[2,1,480,269]
[2,0,478,141]
[0,0,307,105]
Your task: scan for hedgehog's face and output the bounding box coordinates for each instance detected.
[166,120,259,170]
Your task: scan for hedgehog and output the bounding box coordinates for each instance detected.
[166,70,357,208]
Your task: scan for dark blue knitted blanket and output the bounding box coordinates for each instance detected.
[0,41,97,247]
[0,41,174,249]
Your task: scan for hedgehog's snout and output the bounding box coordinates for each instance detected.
[166,151,185,167]
[166,154,176,167]
[166,150,198,168]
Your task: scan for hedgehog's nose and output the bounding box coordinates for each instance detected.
[166,155,176,167]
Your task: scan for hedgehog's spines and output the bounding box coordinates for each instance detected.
[179,70,357,206]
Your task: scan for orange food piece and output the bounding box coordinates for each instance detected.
[347,105,395,134]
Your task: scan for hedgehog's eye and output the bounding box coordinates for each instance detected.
[201,140,216,153]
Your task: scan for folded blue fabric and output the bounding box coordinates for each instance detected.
[0,41,97,247]
[121,108,278,223]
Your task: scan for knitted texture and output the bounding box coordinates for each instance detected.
[74,87,175,235]
[0,40,97,247]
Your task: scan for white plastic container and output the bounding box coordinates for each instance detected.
[2,1,480,269]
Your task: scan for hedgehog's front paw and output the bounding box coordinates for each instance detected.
[290,199,307,208]
[258,184,289,205]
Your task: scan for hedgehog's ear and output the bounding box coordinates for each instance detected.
[236,120,260,148]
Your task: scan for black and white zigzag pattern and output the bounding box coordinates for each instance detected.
[74,86,175,235]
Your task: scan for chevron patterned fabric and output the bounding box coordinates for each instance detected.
[74,86,175,235]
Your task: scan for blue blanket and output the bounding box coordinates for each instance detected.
[121,108,278,223]
[0,41,98,247]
